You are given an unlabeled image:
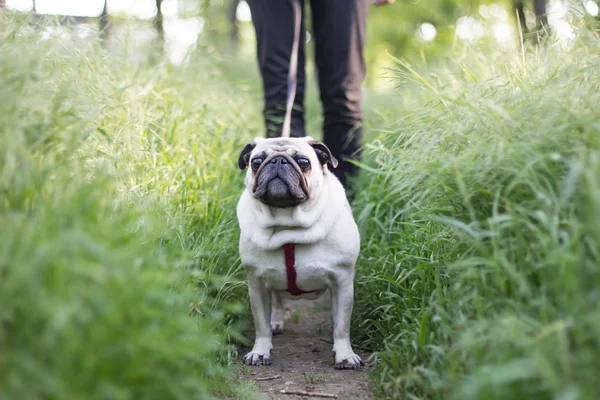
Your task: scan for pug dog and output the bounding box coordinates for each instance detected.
[236,136,363,369]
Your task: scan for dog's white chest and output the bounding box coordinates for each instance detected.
[240,241,348,296]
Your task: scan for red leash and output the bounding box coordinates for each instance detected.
[283,243,316,296]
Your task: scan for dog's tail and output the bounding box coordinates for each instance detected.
[281,0,302,138]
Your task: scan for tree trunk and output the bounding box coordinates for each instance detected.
[533,0,548,27]
[0,0,5,9]
[228,0,240,46]
[533,0,548,42]
[155,0,164,41]
[514,0,528,40]
[99,0,109,38]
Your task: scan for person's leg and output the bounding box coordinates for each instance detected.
[247,0,306,138]
[309,0,368,187]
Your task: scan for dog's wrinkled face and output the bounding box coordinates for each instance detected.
[238,137,338,208]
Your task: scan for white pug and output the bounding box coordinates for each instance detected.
[236,136,363,369]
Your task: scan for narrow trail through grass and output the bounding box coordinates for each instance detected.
[238,297,371,400]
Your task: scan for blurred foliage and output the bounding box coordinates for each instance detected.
[195,0,511,60]
[366,0,468,61]
[352,26,600,399]
[192,0,600,81]
[0,12,259,400]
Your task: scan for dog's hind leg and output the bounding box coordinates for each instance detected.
[243,274,273,366]
[270,291,285,335]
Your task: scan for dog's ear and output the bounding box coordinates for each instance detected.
[310,141,338,169]
[238,141,256,170]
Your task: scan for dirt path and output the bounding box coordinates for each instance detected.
[238,295,372,399]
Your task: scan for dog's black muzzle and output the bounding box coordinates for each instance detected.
[252,154,309,208]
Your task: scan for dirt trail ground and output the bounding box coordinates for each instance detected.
[238,296,372,399]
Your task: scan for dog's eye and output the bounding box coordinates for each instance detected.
[297,158,310,171]
[251,157,263,171]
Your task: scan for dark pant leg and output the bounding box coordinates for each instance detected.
[309,0,368,186]
[247,0,306,138]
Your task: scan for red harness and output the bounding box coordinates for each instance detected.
[283,243,317,296]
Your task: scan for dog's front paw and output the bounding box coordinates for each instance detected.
[244,337,272,366]
[243,351,272,366]
[334,352,364,370]
[271,321,284,335]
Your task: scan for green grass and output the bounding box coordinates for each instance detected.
[352,30,600,399]
[2,9,600,400]
[0,13,256,399]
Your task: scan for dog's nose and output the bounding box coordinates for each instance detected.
[270,156,289,166]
